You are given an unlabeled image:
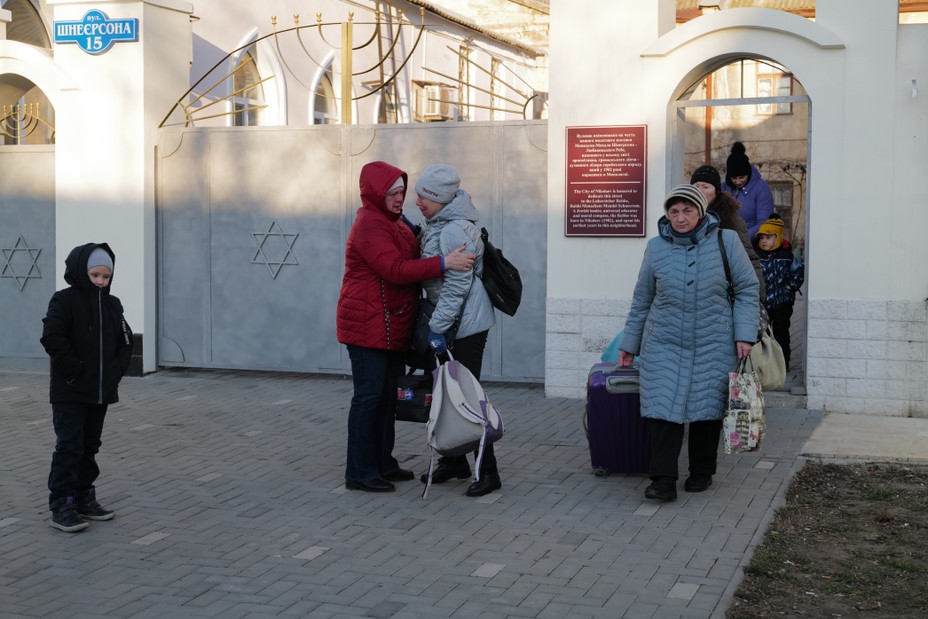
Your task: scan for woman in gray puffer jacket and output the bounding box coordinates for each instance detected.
[619,185,758,502]
[413,164,499,497]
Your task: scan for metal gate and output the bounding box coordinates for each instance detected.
[156,121,547,381]
[0,146,56,370]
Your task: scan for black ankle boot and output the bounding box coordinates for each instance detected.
[420,457,471,484]
[465,473,501,497]
[684,474,713,493]
[644,477,677,502]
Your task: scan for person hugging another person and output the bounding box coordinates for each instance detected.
[336,161,475,494]
[722,142,774,238]
[753,214,804,370]
[41,243,133,532]
[413,164,501,497]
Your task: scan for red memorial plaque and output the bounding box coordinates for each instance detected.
[565,125,647,236]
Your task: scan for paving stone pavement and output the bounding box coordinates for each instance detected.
[0,368,822,619]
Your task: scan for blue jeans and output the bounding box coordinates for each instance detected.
[345,345,405,483]
[48,402,108,509]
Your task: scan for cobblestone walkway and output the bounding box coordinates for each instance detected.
[0,369,822,618]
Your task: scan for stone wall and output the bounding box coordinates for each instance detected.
[807,300,928,417]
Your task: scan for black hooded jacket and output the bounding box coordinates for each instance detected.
[40,243,133,404]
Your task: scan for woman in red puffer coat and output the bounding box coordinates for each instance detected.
[336,160,473,493]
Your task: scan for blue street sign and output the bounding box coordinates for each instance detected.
[54,10,139,55]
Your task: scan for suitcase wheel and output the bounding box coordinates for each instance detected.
[592,467,609,477]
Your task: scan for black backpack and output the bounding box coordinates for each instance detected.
[479,227,522,316]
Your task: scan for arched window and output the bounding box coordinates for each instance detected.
[312,64,338,124]
[0,79,55,145]
[231,44,266,126]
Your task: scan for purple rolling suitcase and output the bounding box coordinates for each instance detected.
[585,362,651,475]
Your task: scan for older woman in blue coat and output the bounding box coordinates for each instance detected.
[619,184,759,501]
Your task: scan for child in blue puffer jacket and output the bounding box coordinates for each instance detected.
[753,214,804,369]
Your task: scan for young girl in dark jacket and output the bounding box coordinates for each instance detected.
[753,215,804,369]
[41,243,133,532]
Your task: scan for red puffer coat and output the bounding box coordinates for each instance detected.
[336,161,442,350]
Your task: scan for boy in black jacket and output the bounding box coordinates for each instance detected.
[40,243,133,532]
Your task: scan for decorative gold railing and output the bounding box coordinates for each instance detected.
[0,103,55,143]
[160,3,544,128]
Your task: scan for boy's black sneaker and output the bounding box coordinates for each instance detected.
[76,494,115,521]
[50,499,89,533]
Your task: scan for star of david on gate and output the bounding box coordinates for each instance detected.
[1,235,43,291]
[251,220,299,279]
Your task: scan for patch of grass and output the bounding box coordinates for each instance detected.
[882,558,927,573]
[727,462,928,619]
[743,546,794,579]
[866,488,896,501]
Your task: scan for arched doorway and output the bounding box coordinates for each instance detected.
[673,56,811,393]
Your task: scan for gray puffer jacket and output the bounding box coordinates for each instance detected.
[419,189,496,339]
[619,212,759,424]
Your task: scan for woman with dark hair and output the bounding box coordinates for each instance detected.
[691,164,766,302]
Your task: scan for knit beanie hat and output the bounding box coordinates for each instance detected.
[726,142,752,180]
[87,247,113,272]
[756,214,784,249]
[415,164,460,204]
[690,165,722,197]
[664,183,709,218]
[388,176,405,193]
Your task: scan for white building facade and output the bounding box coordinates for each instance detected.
[545,0,928,417]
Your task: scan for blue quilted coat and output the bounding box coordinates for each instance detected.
[620,212,759,424]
